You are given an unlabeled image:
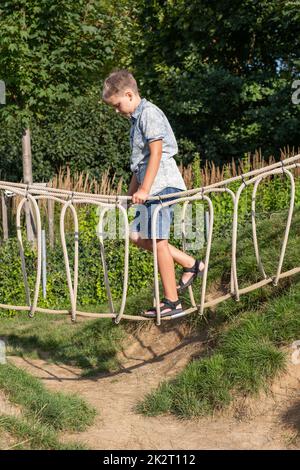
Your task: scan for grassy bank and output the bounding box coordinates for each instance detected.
[0,364,96,430]
[0,363,96,449]
[0,414,88,450]
[138,207,300,417]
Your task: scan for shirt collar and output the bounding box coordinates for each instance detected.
[130,98,147,122]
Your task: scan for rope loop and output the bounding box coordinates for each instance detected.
[281,160,285,174]
[241,174,247,187]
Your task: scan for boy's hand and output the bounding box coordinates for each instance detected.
[132,187,149,204]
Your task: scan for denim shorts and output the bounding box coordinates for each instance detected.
[130,187,184,239]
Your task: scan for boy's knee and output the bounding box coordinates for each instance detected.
[129,232,140,245]
[156,239,168,250]
[129,233,154,250]
[129,232,148,247]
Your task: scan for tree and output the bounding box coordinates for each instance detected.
[0,0,129,238]
[133,0,300,165]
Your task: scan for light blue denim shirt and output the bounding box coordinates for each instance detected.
[130,98,187,195]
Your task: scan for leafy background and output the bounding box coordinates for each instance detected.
[0,0,299,181]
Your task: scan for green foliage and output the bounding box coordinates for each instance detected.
[133,0,300,164]
[209,174,300,238]
[0,0,131,119]
[1,1,299,182]
[0,76,131,185]
[191,153,202,188]
[31,93,130,182]
[0,0,134,181]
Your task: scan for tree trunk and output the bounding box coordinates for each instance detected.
[22,127,35,241]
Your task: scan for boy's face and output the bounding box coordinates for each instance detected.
[105,90,136,118]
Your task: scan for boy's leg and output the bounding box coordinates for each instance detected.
[129,235,204,286]
[130,234,181,313]
[130,234,193,265]
[156,239,179,303]
[168,244,205,285]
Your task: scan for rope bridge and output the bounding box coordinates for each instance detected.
[0,154,299,326]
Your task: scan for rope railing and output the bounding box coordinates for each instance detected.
[0,155,299,326]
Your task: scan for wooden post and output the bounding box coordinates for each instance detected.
[1,191,8,240]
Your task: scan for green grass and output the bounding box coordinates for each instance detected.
[0,264,166,375]
[0,363,95,449]
[0,364,96,431]
[0,205,299,428]
[0,414,88,450]
[0,364,96,450]
[137,207,300,417]
[0,312,126,375]
[137,282,297,417]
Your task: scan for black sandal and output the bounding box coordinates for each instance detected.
[141,297,184,319]
[177,259,204,293]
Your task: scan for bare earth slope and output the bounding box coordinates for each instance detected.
[5,321,300,450]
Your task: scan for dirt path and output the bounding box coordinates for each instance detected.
[6,322,300,450]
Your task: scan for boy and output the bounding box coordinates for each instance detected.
[102,70,204,318]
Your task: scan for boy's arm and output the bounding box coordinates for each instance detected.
[132,140,162,204]
[127,173,139,196]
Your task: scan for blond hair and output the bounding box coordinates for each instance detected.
[102,69,139,101]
